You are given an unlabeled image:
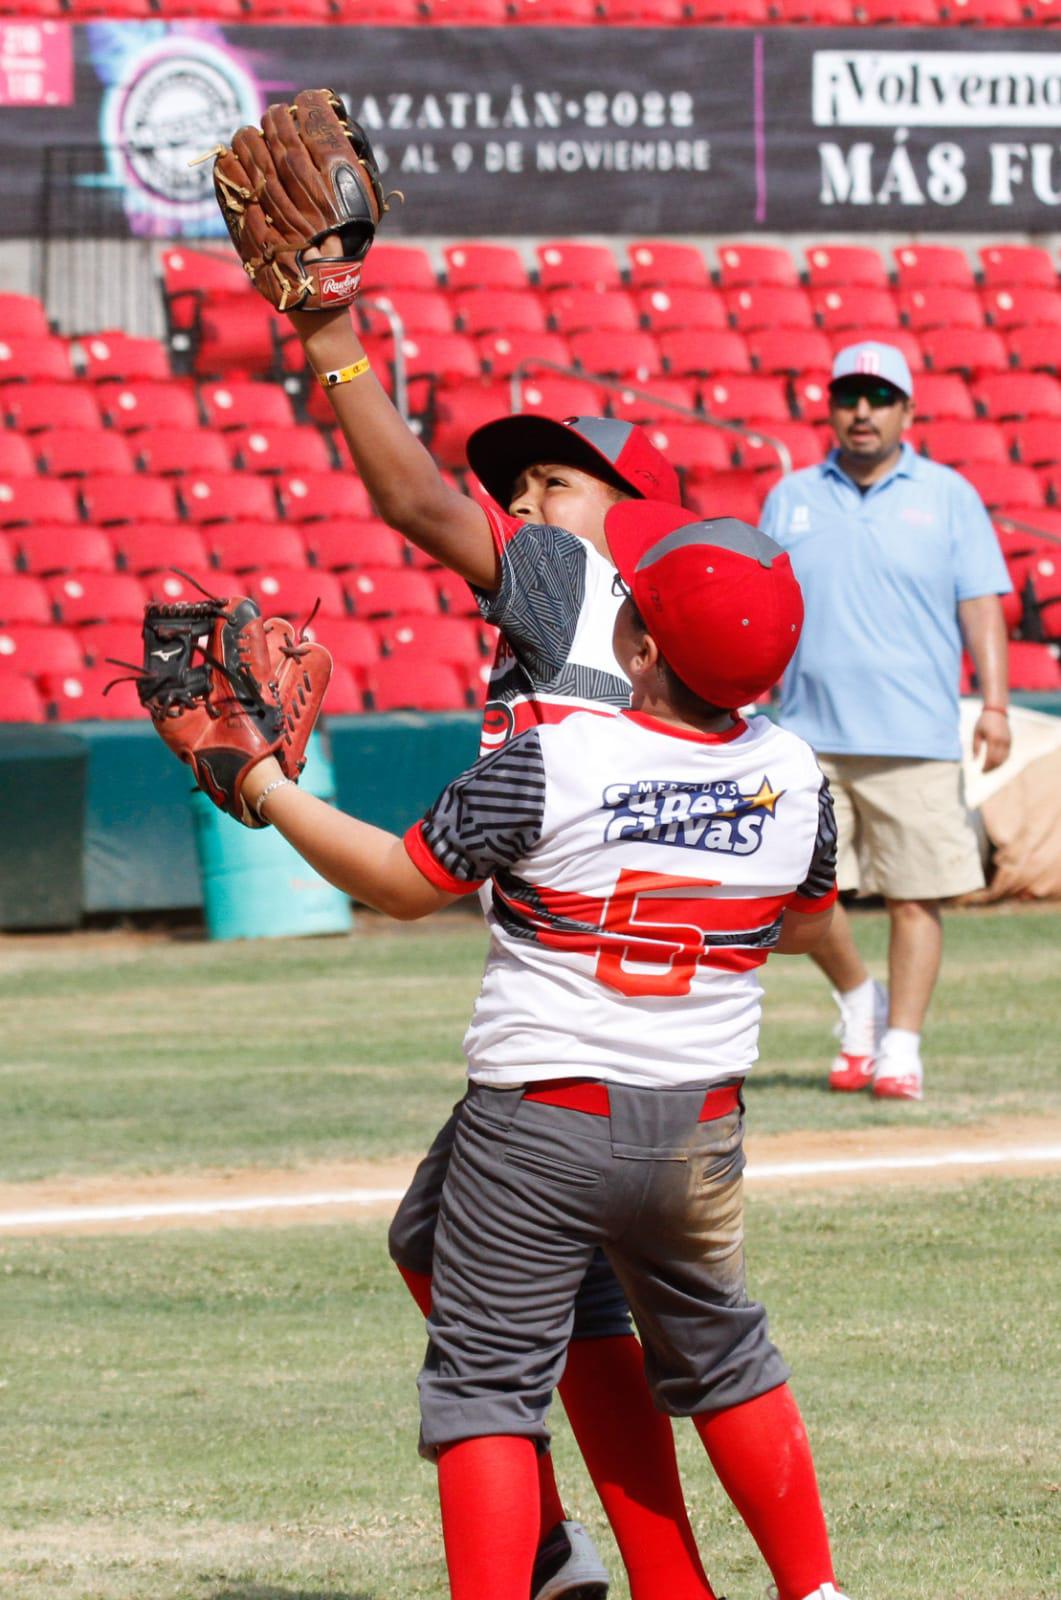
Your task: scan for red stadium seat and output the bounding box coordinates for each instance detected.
[511,374,606,418]
[40,664,141,721]
[982,287,1061,331]
[812,287,899,331]
[204,523,307,573]
[140,569,233,607]
[684,469,777,524]
[803,244,888,290]
[378,614,484,667]
[2,381,101,432]
[475,330,572,379]
[893,245,974,289]
[345,567,440,619]
[181,472,276,525]
[608,378,699,424]
[399,332,481,386]
[1004,418,1061,467]
[0,574,51,624]
[909,374,976,421]
[302,519,406,571]
[746,328,833,375]
[0,622,82,676]
[726,286,814,333]
[16,524,113,576]
[192,297,279,377]
[0,436,36,477]
[973,373,1061,420]
[431,567,482,617]
[46,571,146,624]
[902,288,985,331]
[958,461,1044,511]
[641,423,732,474]
[1007,325,1061,372]
[0,295,49,339]
[444,243,530,292]
[658,330,751,379]
[715,244,798,290]
[81,474,178,525]
[738,421,823,472]
[277,471,374,522]
[0,669,45,723]
[856,0,946,19]
[569,330,662,381]
[453,290,548,336]
[360,289,456,337]
[626,242,710,290]
[911,420,1008,466]
[535,242,621,292]
[134,428,232,476]
[160,246,251,330]
[74,620,141,667]
[228,425,333,475]
[112,523,210,575]
[919,326,1009,376]
[429,382,513,469]
[700,375,790,424]
[637,286,727,334]
[546,289,638,336]
[601,0,685,19]
[0,335,73,384]
[38,430,135,478]
[979,244,1057,289]
[360,244,438,295]
[789,371,833,424]
[248,567,345,620]
[77,333,170,382]
[1005,641,1061,691]
[303,615,381,678]
[947,0,1024,20]
[98,380,201,433]
[198,380,295,431]
[773,0,852,16]
[0,534,11,574]
[243,0,332,17]
[367,658,468,712]
[0,477,79,526]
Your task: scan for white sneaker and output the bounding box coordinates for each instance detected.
[873,1047,924,1101]
[768,1586,853,1600]
[828,979,888,1093]
[531,1519,609,1600]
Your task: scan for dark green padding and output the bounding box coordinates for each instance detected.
[0,726,87,929]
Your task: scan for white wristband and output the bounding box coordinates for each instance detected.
[254,775,294,821]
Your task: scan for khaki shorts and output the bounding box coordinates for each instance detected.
[819,754,985,901]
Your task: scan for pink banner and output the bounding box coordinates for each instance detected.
[0,21,72,108]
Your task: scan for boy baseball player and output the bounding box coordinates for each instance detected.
[290,302,719,1599]
[236,502,849,1600]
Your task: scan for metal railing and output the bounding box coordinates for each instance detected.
[510,359,794,477]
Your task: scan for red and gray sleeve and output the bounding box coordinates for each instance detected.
[403,729,549,894]
[788,774,839,914]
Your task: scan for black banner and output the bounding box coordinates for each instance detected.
[1,22,1059,238]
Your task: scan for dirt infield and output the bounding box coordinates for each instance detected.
[3,1114,1058,1236]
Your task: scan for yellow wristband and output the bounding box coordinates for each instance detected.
[317,357,370,389]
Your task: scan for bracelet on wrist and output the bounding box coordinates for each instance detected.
[254,775,294,819]
[981,705,1009,718]
[317,356,370,389]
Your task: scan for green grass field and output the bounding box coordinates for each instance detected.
[1,905,1059,1599]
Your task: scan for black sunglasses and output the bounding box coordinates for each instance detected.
[611,572,633,601]
[830,382,905,410]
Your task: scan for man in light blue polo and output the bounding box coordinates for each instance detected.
[760,341,1012,1101]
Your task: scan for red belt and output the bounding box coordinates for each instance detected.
[522,1078,742,1121]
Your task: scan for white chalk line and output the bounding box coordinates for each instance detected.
[1,1144,1060,1231]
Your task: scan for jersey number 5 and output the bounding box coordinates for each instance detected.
[594,869,722,998]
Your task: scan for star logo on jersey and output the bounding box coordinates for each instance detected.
[601,774,785,856]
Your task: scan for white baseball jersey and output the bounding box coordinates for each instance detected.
[474,507,629,753]
[406,708,837,1088]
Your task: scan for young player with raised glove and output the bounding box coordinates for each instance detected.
[209,94,710,1600]
[176,505,850,1600]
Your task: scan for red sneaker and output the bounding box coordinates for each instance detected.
[828,1052,877,1093]
[827,980,887,1093]
[872,1065,924,1101]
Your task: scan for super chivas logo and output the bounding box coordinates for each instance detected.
[602,775,783,855]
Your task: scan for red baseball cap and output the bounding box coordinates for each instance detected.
[606,500,804,709]
[465,415,681,509]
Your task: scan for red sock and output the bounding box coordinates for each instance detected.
[396,1266,569,1538]
[437,1436,540,1600]
[559,1336,717,1600]
[396,1263,432,1316]
[694,1383,835,1600]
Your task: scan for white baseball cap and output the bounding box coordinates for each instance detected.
[830,341,913,398]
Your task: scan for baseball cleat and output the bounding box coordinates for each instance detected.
[828,979,887,1092]
[872,1065,924,1101]
[768,1586,852,1600]
[532,1519,609,1600]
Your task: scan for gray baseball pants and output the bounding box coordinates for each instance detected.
[418,1079,788,1455]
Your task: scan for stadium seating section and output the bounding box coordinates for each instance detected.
[2,234,1061,723]
[2,0,1057,20]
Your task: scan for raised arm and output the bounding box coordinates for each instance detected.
[290,305,500,590]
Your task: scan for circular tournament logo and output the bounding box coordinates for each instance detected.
[101,38,261,231]
[480,700,516,751]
